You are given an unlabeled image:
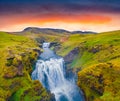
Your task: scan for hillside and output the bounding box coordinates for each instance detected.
[1,29,120,101]
[14,27,96,35]
[57,30,120,101]
[0,32,54,101]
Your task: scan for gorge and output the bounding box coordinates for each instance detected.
[31,42,84,101]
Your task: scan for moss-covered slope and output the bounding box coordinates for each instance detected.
[0,32,52,101]
[57,30,120,100]
[78,62,120,101]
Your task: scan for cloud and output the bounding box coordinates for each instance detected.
[0,3,120,15]
[0,0,119,32]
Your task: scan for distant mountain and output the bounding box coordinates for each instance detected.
[22,27,71,35]
[71,31,97,34]
[15,27,97,35]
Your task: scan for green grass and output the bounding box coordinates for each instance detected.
[0,32,51,101]
[78,62,120,101]
[71,51,94,68]
[58,30,120,68]
[57,30,120,101]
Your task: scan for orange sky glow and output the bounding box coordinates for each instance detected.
[0,12,120,32]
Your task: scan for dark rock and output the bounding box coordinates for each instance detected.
[66,68,75,79]
[16,60,23,76]
[90,48,99,53]
[46,90,56,101]
[64,47,80,64]
[35,37,45,44]
[3,67,18,79]
[19,52,27,57]
[9,81,20,89]
[50,42,60,47]
[6,51,15,66]
[50,42,61,52]
[72,31,97,34]
[88,45,102,53]
[6,57,14,66]
[54,46,61,53]
[50,93,56,101]
[33,48,41,54]
[23,89,30,95]
[3,73,15,79]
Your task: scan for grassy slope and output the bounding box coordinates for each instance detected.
[16,31,67,42]
[0,32,52,101]
[1,30,120,101]
[58,30,120,101]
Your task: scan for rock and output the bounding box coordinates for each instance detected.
[16,60,23,76]
[3,68,18,79]
[35,37,45,43]
[6,57,14,66]
[50,93,56,101]
[32,48,41,54]
[6,51,15,66]
[64,47,80,64]
[4,73,15,79]
[47,42,61,53]
[50,42,60,47]
[66,68,75,79]
[88,45,102,53]
[19,52,26,57]
[9,81,21,89]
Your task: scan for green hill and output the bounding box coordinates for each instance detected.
[0,32,53,101]
[57,30,120,101]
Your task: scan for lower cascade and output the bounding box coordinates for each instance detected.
[32,42,84,101]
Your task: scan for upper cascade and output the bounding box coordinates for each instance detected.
[42,42,50,48]
[40,42,57,60]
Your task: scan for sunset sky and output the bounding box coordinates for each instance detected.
[0,0,120,32]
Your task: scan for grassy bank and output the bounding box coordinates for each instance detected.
[0,32,52,101]
[58,30,120,100]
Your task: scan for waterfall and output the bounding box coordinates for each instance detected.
[32,42,84,101]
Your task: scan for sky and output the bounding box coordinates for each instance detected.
[0,0,120,32]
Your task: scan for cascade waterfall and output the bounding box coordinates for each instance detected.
[32,42,84,101]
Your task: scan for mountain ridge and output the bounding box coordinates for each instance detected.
[16,27,97,34]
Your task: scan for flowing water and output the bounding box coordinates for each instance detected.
[32,42,84,101]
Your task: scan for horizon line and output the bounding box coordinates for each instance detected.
[1,26,120,33]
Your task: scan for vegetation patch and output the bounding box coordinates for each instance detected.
[57,30,120,100]
[0,32,52,101]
